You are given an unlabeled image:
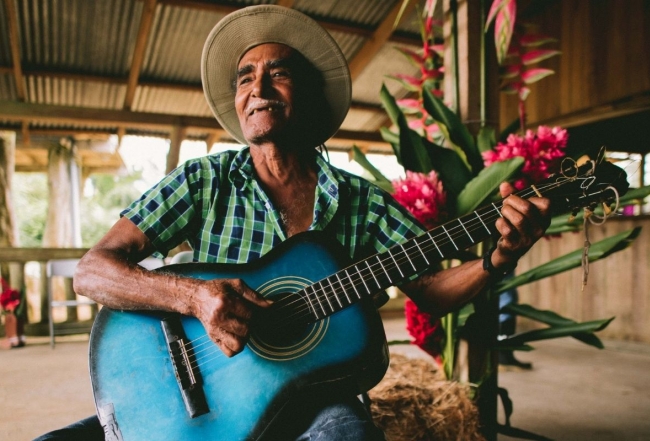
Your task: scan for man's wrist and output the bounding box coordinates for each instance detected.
[482,245,517,281]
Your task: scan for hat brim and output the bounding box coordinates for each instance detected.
[201,5,351,146]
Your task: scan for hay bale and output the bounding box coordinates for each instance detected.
[369,354,485,441]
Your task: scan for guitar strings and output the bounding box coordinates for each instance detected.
[180,173,617,373]
[262,179,569,327]
[179,181,564,372]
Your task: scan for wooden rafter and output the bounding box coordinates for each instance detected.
[124,0,158,110]
[347,0,417,80]
[166,125,186,174]
[275,0,294,8]
[3,0,25,100]
[0,101,387,147]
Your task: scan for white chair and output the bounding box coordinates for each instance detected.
[170,251,194,264]
[47,259,96,348]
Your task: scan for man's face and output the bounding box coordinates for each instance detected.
[235,43,297,144]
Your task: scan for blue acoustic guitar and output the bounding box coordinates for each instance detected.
[89,160,628,440]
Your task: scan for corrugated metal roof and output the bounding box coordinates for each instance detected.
[1,0,436,172]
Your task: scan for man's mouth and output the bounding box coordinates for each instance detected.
[248,102,285,116]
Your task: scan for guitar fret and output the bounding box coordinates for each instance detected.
[305,286,320,319]
[442,225,458,250]
[492,203,503,217]
[355,266,369,297]
[476,211,491,233]
[366,260,381,289]
[325,278,338,310]
[344,269,361,300]
[401,243,417,272]
[318,281,334,312]
[387,249,405,279]
[313,282,327,315]
[459,219,474,243]
[327,277,343,311]
[414,240,431,266]
[428,232,444,258]
[333,274,346,307]
[376,256,394,284]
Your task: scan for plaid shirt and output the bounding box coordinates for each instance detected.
[121,147,426,264]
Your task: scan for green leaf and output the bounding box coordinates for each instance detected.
[350,146,394,193]
[422,88,483,174]
[456,157,524,215]
[495,227,642,292]
[477,126,496,153]
[498,317,614,347]
[503,303,605,349]
[380,84,434,173]
[422,138,473,203]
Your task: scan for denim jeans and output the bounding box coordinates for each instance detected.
[33,395,384,441]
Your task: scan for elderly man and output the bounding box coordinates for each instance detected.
[36,5,550,441]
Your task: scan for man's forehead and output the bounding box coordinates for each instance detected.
[237,43,296,67]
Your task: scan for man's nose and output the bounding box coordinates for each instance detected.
[251,73,271,97]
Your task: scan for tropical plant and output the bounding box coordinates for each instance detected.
[353,0,650,438]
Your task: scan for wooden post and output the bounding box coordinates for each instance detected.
[166,126,185,174]
[0,131,25,337]
[43,143,78,321]
[443,1,500,439]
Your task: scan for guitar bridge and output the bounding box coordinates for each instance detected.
[161,317,209,418]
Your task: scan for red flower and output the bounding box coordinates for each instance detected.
[392,171,447,230]
[404,299,444,360]
[483,125,568,188]
[0,279,21,313]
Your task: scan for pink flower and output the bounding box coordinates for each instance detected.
[405,299,444,360]
[392,171,447,230]
[0,278,21,313]
[483,125,568,188]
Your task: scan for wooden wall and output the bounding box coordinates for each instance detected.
[499,0,650,131]
[516,216,650,343]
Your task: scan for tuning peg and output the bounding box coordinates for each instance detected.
[602,202,612,215]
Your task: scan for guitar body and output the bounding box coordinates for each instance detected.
[89,232,389,441]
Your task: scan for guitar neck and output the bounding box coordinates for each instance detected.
[273,158,628,326]
[297,201,502,321]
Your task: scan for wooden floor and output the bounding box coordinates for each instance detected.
[2,318,650,440]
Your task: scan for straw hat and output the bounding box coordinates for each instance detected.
[201,5,351,145]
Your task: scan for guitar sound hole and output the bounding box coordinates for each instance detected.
[253,292,311,347]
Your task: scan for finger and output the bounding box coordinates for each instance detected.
[500,182,515,198]
[231,279,272,308]
[212,328,247,357]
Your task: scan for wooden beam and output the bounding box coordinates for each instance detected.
[0,247,88,262]
[124,0,158,110]
[205,132,218,153]
[347,0,417,80]
[275,0,294,8]
[154,0,419,43]
[166,126,186,173]
[0,102,390,145]
[21,121,29,147]
[0,101,224,131]
[3,0,25,100]
[531,91,650,129]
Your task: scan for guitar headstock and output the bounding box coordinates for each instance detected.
[524,158,629,216]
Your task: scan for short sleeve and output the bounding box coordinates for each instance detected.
[120,159,208,257]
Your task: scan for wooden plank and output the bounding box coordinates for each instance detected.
[0,248,89,262]
[348,0,416,81]
[124,0,158,110]
[3,0,25,100]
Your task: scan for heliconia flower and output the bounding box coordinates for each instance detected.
[404,299,444,360]
[392,170,447,230]
[483,125,568,189]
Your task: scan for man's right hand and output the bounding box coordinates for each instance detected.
[192,279,272,357]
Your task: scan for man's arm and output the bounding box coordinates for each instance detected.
[400,185,551,316]
[73,217,270,357]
